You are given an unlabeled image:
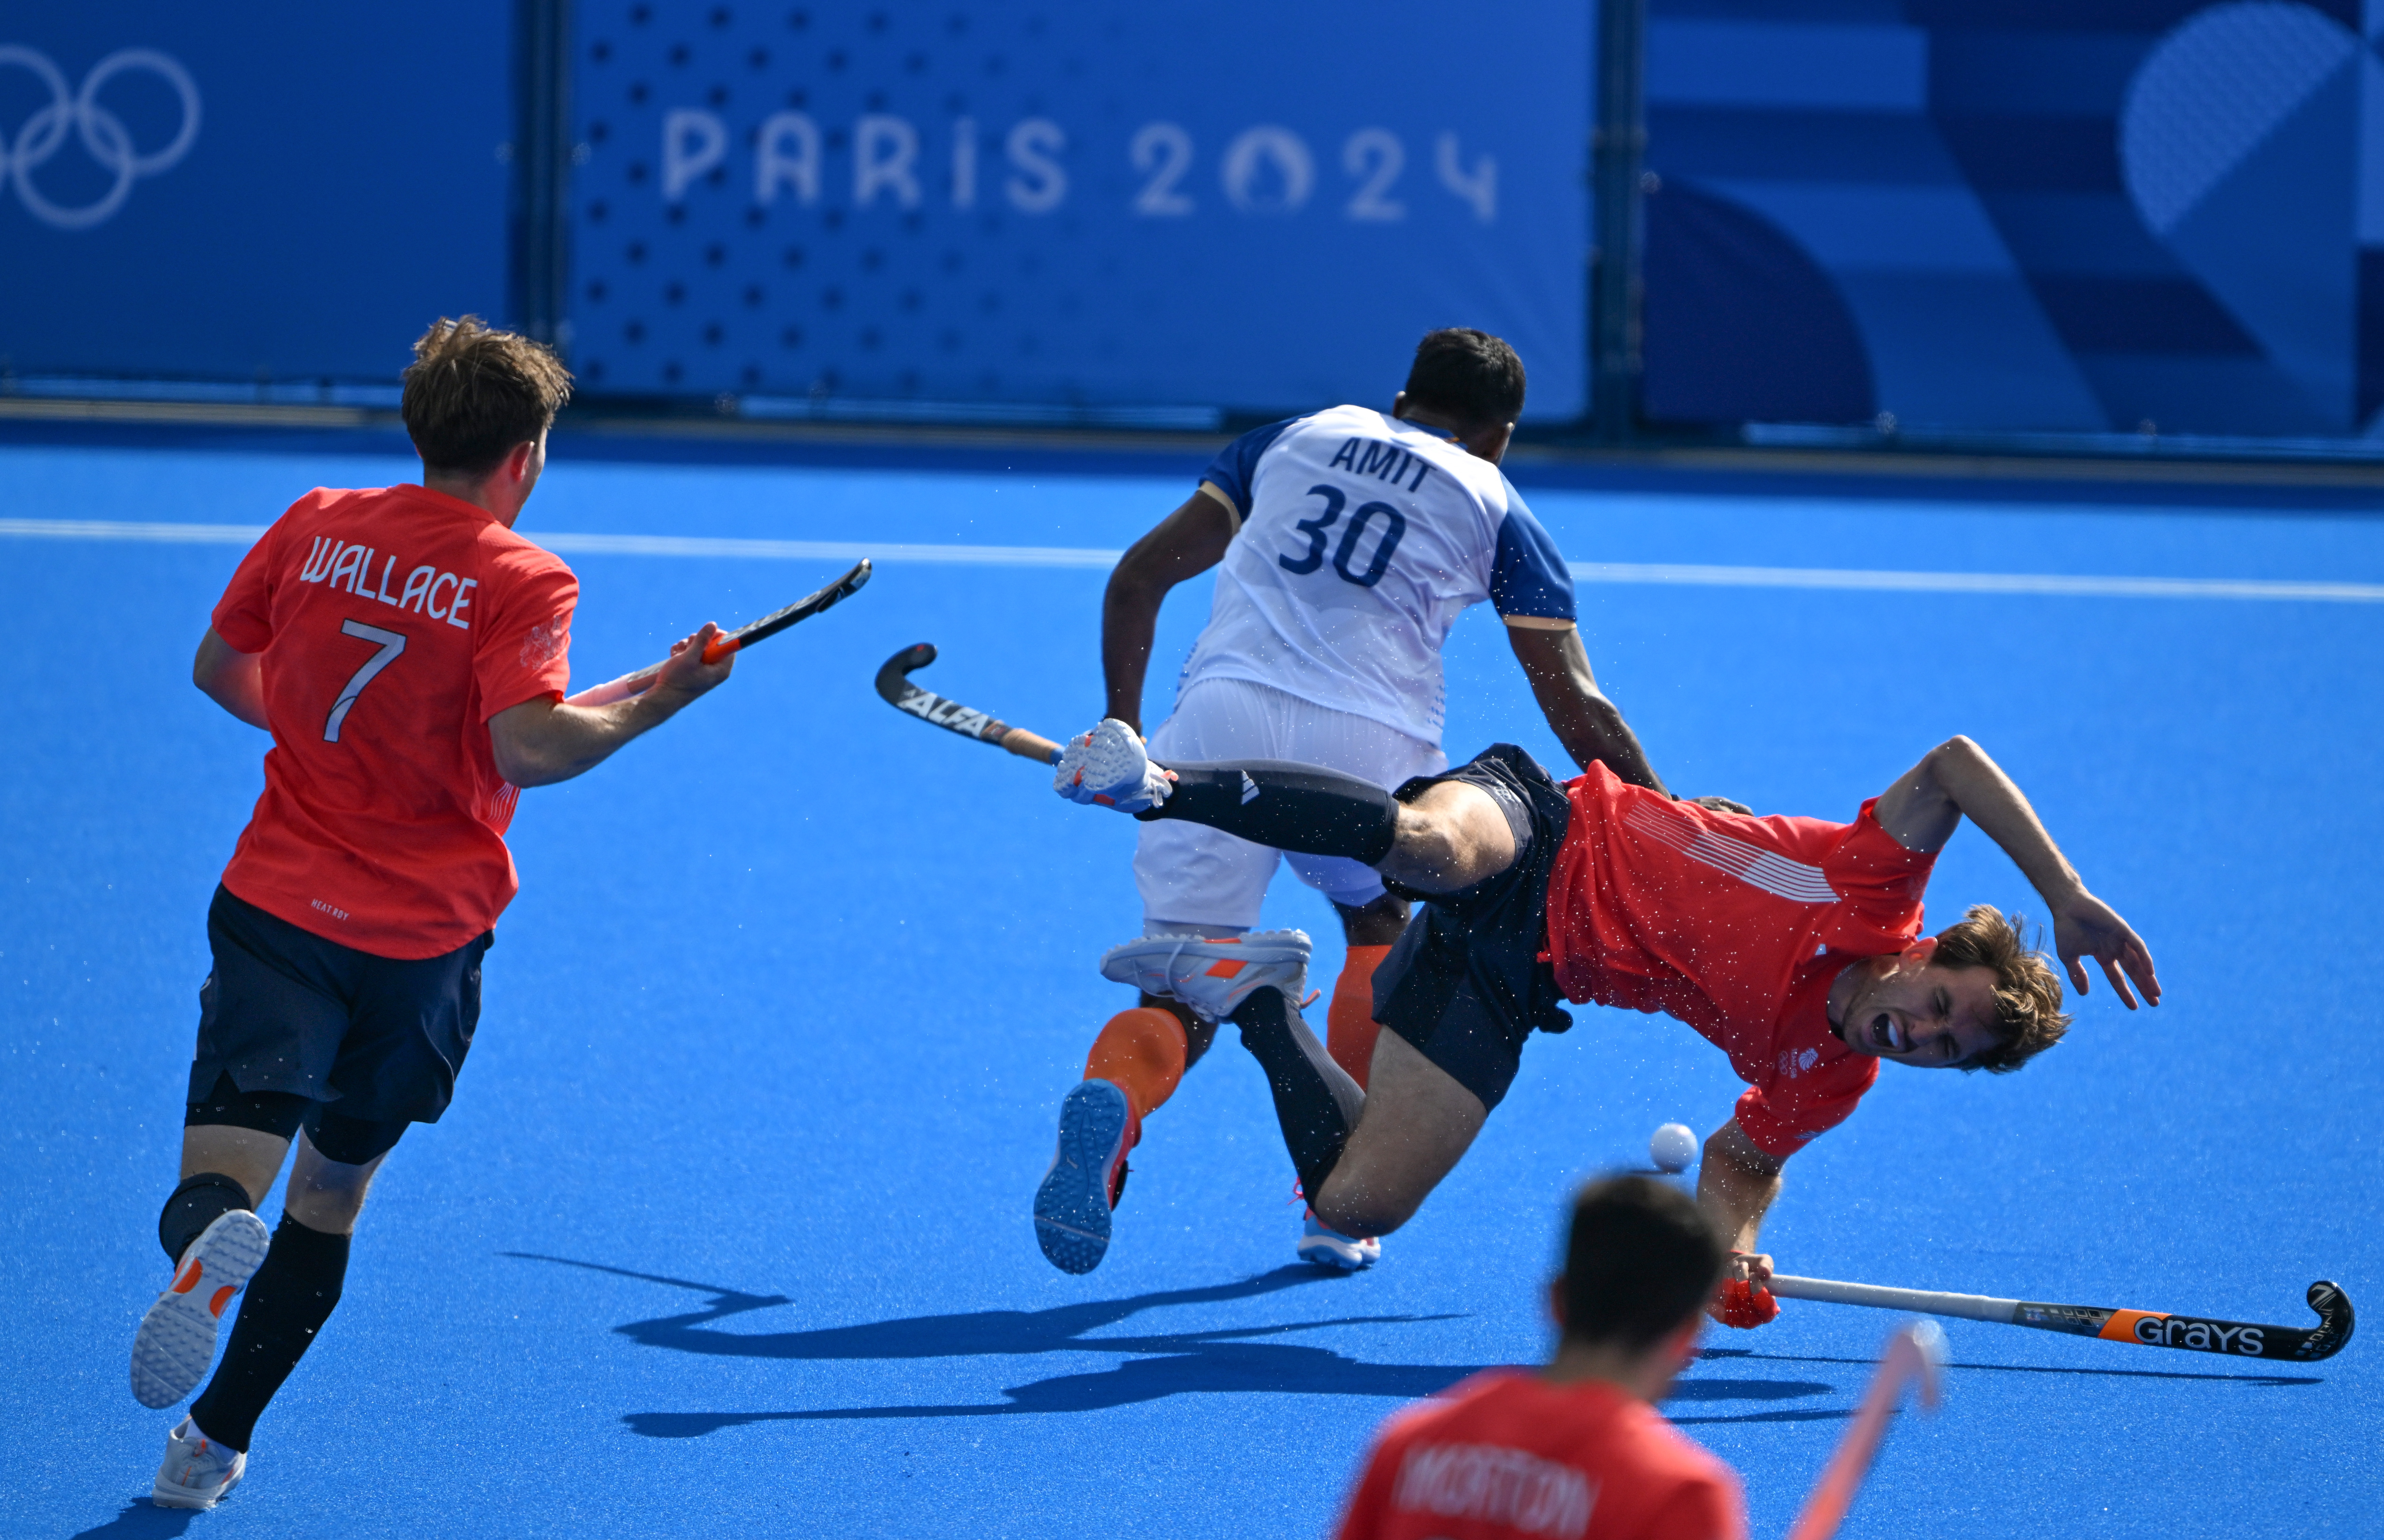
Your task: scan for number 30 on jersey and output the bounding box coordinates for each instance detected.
[1279,484,1407,589]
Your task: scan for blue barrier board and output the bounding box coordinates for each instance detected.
[0,2,512,385]
[562,3,1590,420]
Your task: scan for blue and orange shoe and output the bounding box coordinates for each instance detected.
[1034,1079,1138,1274]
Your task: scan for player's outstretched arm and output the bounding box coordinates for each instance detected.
[489,622,735,788]
[1504,624,1675,795]
[1101,488,1237,731]
[1872,736,2161,1008]
[192,628,269,730]
[1696,1118,1783,1285]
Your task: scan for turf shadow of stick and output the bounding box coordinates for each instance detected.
[1698,1346,2324,1389]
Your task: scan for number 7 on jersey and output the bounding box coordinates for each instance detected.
[324,619,407,743]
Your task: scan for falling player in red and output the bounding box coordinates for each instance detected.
[132,317,737,1509]
[1336,1175,1745,1540]
[1057,723,2159,1327]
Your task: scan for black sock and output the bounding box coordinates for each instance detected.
[188,1214,350,1452]
[1231,987,1366,1201]
[1139,760,1399,865]
[159,1173,252,1263]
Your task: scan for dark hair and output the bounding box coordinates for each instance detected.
[1402,327,1526,428]
[1560,1174,1727,1349]
[400,315,573,475]
[1932,904,2071,1073]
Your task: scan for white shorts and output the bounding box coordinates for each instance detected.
[1135,677,1447,933]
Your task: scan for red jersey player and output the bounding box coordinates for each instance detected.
[1057,723,2158,1325]
[1335,1175,1745,1540]
[134,318,737,1510]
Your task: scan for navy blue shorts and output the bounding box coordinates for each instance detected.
[1372,744,1574,1112]
[188,885,491,1130]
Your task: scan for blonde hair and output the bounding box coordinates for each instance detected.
[399,315,572,474]
[1933,904,2070,1073]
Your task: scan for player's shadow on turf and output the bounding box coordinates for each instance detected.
[68,1500,198,1539]
[517,1253,1753,1436]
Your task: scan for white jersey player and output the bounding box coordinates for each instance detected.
[1032,329,1704,1276]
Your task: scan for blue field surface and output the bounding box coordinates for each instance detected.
[4,439,2379,1538]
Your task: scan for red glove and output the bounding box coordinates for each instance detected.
[1714,1277,1780,1329]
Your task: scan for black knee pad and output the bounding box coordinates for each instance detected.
[303,1103,410,1167]
[159,1171,253,1263]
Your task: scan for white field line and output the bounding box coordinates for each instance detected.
[4,517,2382,602]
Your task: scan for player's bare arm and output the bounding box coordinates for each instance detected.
[488,622,736,788]
[1873,736,2160,1007]
[1503,623,1674,794]
[1697,1118,1783,1291]
[192,629,268,730]
[1099,487,1238,731]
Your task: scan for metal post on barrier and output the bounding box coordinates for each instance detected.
[1590,0,1648,444]
[513,0,573,350]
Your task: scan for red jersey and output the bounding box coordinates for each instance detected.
[1542,764,1937,1160]
[211,484,578,959]
[1336,1372,1746,1540]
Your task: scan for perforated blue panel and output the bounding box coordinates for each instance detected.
[564,3,1589,420]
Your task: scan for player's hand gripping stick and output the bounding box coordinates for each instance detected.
[1766,1272,2354,1362]
[1784,1321,1946,1540]
[873,642,1063,764]
[567,559,872,708]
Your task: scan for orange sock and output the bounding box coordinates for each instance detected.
[1327,945,1394,1090]
[1084,1007,1189,1128]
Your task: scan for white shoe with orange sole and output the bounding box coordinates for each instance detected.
[1097,930,1312,1022]
[130,1209,271,1409]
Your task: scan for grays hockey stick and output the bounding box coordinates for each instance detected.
[569,559,872,707]
[874,643,1063,764]
[1767,1274,2353,1363]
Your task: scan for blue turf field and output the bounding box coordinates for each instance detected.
[5,436,2381,1538]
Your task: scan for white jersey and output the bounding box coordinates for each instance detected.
[1174,405,1576,745]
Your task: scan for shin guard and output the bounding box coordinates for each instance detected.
[1327,945,1394,1091]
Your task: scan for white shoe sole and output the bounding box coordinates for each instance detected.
[1098,930,1311,1020]
[132,1210,271,1409]
[1298,1228,1383,1272]
[152,1463,244,1510]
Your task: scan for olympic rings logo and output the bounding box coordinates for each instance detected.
[0,46,200,230]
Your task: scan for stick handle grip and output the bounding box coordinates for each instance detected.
[999,727,1062,764]
[701,635,742,665]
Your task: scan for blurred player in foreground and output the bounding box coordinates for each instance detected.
[1035,328,1723,1277]
[132,318,736,1509]
[1057,725,2159,1325]
[1335,1175,1746,1540]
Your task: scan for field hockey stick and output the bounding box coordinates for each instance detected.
[873,642,1063,764]
[1783,1321,1944,1540]
[566,559,872,707]
[1766,1273,2354,1363]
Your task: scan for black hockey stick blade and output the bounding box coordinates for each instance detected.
[874,643,1062,764]
[567,559,872,707]
[717,557,872,655]
[2015,1278,2356,1363]
[1770,1274,2355,1363]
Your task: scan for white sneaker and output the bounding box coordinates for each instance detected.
[1098,930,1311,1021]
[1298,1210,1382,1271]
[1054,719,1176,813]
[153,1417,245,1510]
[131,1209,271,1409]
